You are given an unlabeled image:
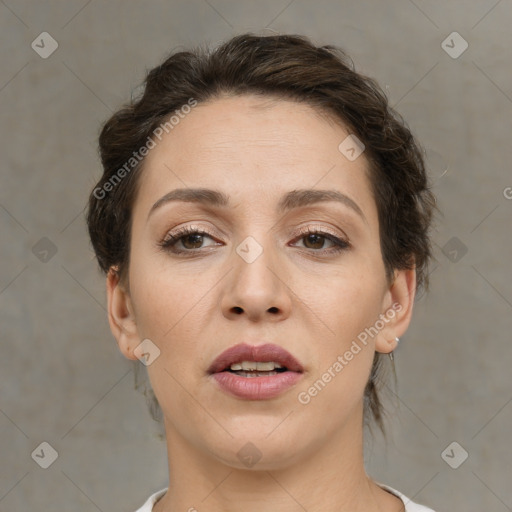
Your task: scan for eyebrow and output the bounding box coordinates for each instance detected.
[147,187,366,222]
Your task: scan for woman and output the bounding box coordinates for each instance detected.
[87,33,437,512]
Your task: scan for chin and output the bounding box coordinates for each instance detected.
[215,440,306,472]
[202,425,309,471]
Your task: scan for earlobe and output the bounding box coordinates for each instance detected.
[106,267,140,361]
[375,267,417,354]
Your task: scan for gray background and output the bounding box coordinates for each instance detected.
[1,1,511,511]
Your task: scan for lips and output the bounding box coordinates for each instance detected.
[207,343,304,374]
[208,343,304,400]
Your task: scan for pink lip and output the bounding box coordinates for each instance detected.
[207,343,304,374]
[207,343,304,400]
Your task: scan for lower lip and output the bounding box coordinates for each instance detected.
[211,371,303,400]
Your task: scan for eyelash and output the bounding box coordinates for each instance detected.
[158,225,350,256]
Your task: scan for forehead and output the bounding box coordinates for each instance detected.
[133,94,377,221]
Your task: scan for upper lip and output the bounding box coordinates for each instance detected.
[207,343,304,374]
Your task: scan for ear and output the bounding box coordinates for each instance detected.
[375,267,417,354]
[106,267,140,361]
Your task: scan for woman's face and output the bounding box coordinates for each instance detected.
[108,94,413,469]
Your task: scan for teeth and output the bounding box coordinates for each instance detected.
[229,361,283,371]
[236,371,278,378]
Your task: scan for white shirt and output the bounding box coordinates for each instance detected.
[134,484,436,511]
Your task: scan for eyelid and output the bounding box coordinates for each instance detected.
[162,223,218,243]
[158,221,351,255]
[288,222,350,245]
[161,223,347,243]
[292,223,347,238]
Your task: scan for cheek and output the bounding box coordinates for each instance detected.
[309,267,386,388]
[130,277,173,337]
[129,261,214,376]
[128,248,197,335]
[293,332,375,445]
[297,292,379,421]
[324,266,386,330]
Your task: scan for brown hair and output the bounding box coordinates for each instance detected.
[86,33,436,434]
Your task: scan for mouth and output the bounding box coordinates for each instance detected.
[224,360,289,378]
[207,342,304,375]
[207,343,304,400]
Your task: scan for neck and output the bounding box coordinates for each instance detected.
[153,408,392,512]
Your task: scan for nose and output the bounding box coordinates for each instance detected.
[221,237,292,323]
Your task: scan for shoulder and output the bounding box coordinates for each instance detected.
[378,483,437,512]
[135,485,437,512]
[134,488,167,512]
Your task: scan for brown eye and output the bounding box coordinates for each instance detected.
[158,226,221,255]
[291,228,350,254]
[181,233,205,249]
[302,233,328,249]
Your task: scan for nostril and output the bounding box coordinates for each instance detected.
[232,306,243,314]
